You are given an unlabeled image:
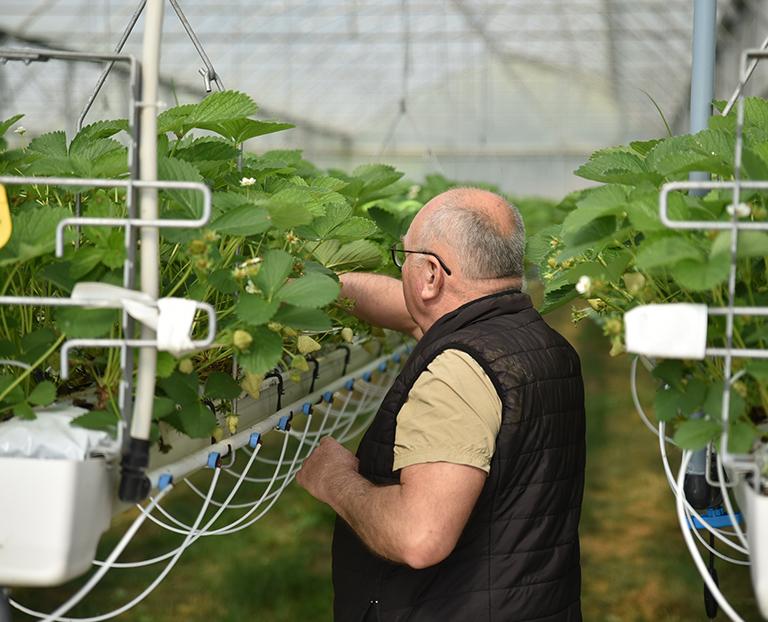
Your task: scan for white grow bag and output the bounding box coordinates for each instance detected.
[0,405,114,587]
[0,456,112,587]
[736,479,768,619]
[0,339,401,589]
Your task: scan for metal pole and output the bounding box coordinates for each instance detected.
[689,0,717,191]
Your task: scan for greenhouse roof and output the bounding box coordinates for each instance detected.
[0,0,764,195]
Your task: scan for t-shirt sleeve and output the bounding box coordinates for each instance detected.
[393,349,502,474]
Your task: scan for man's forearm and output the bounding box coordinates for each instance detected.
[339,273,421,338]
[323,469,416,565]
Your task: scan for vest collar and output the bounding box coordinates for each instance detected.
[417,289,532,347]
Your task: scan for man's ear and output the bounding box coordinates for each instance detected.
[419,256,444,301]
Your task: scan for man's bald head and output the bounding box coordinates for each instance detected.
[414,187,526,283]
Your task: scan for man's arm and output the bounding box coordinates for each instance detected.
[296,437,485,569]
[339,273,422,339]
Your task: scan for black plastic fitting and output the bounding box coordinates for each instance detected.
[118,437,151,502]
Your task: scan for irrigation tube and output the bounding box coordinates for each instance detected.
[131,0,164,443]
[35,487,173,622]
[676,451,746,622]
[145,344,408,491]
[658,423,749,555]
[13,469,221,622]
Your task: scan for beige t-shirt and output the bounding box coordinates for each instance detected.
[393,349,502,474]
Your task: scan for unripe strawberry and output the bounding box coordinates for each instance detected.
[212,426,224,442]
[297,335,321,354]
[188,240,207,255]
[233,329,253,351]
[179,358,194,374]
[341,327,354,343]
[226,415,239,435]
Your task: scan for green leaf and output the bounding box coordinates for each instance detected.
[311,239,382,271]
[368,205,406,240]
[0,205,72,267]
[635,236,703,271]
[70,409,119,436]
[574,148,655,185]
[167,401,217,439]
[28,131,68,158]
[69,119,128,151]
[673,417,721,450]
[539,284,579,315]
[238,326,283,374]
[275,273,340,308]
[158,157,204,218]
[204,371,242,400]
[710,231,768,259]
[746,360,768,381]
[235,295,280,325]
[563,184,627,235]
[0,374,24,407]
[55,307,117,338]
[253,250,294,298]
[27,381,56,406]
[197,118,294,144]
[153,396,176,419]
[273,305,332,331]
[728,418,758,454]
[0,114,24,138]
[654,385,683,422]
[156,352,177,378]
[210,204,271,236]
[670,254,730,292]
[190,91,259,124]
[174,137,239,162]
[13,401,36,420]
[265,191,316,230]
[651,360,684,389]
[702,381,745,420]
[19,328,57,364]
[207,268,239,295]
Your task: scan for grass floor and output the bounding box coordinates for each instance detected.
[11,317,764,621]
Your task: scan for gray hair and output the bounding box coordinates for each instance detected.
[419,190,526,280]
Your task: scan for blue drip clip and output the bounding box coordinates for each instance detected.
[249,432,262,448]
[345,378,355,390]
[378,361,388,372]
[362,371,372,382]
[277,413,293,432]
[207,451,221,469]
[158,473,173,491]
[302,402,312,415]
[690,506,743,530]
[393,353,401,363]
[323,391,334,403]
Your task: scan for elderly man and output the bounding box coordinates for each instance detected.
[296,188,585,622]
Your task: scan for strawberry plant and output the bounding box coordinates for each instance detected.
[532,98,768,454]
[0,91,414,446]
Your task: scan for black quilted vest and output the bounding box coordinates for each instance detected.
[332,290,585,622]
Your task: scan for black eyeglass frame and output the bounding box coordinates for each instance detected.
[390,243,452,276]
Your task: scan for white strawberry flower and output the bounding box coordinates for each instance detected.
[240,177,256,187]
[13,126,25,136]
[726,202,751,218]
[575,275,592,295]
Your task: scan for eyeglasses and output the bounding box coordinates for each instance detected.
[390,243,452,276]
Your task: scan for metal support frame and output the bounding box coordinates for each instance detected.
[0,48,143,436]
[689,0,717,191]
[658,47,768,485]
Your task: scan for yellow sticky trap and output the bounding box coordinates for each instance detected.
[0,185,10,249]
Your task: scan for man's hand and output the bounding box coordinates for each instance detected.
[296,436,359,505]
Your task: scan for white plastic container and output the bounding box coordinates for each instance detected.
[0,456,112,586]
[736,479,768,619]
